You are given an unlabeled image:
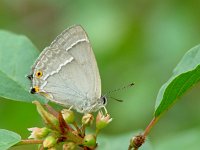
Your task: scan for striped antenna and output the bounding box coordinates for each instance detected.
[104,82,135,103]
[106,82,134,95]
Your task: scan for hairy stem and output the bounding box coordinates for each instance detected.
[14,139,43,146]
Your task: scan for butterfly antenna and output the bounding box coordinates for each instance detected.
[104,82,134,103]
[108,96,124,102]
[106,82,135,95]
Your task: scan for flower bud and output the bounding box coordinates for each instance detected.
[63,142,76,150]
[96,111,112,130]
[83,134,96,147]
[28,127,50,139]
[82,113,94,126]
[43,136,57,148]
[129,135,145,149]
[61,109,75,124]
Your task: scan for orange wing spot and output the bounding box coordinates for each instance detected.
[35,70,43,78]
[33,86,40,92]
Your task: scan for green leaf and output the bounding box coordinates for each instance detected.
[155,44,200,117]
[98,133,153,150]
[0,30,46,103]
[0,129,21,150]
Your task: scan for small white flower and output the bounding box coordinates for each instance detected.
[28,127,50,139]
[82,113,94,126]
[28,127,39,139]
[96,111,112,130]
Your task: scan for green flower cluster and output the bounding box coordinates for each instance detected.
[27,101,112,150]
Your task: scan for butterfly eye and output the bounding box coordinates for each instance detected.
[35,70,43,78]
[102,96,107,105]
[30,86,40,94]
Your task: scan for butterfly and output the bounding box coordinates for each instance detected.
[27,25,107,113]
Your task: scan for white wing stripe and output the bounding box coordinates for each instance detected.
[66,39,88,51]
[43,57,74,80]
[40,81,47,89]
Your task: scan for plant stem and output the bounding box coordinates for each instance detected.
[58,111,72,133]
[14,139,43,146]
[44,104,59,118]
[66,132,83,144]
[73,122,82,134]
[143,117,159,137]
[81,125,86,137]
[128,117,160,150]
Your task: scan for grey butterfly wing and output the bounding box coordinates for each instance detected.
[31,25,101,112]
[31,25,89,79]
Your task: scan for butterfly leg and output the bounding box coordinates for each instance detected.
[68,105,73,110]
[102,106,108,114]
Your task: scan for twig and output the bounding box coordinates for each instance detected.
[44,104,59,118]
[73,122,82,135]
[143,117,159,137]
[81,125,86,137]
[58,111,72,133]
[14,139,43,146]
[129,117,159,150]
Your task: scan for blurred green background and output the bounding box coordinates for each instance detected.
[1,0,200,149]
